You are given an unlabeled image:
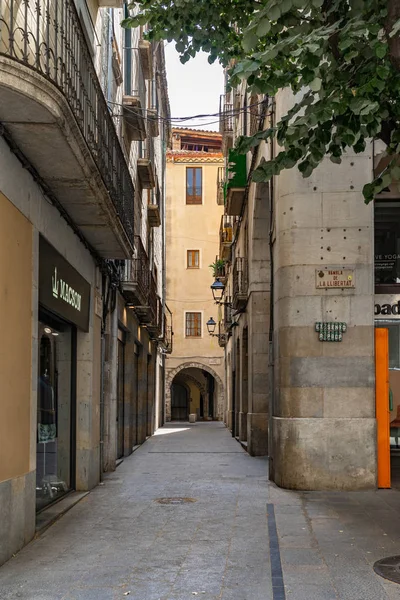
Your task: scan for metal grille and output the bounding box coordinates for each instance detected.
[219,94,233,133]
[233,257,249,307]
[0,0,135,245]
[122,236,149,300]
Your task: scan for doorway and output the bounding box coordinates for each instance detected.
[36,312,76,511]
[116,329,125,459]
[171,383,189,421]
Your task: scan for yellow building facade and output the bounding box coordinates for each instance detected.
[165,129,225,421]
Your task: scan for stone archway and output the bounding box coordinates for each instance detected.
[166,362,225,422]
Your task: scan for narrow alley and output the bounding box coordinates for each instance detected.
[1,423,400,600]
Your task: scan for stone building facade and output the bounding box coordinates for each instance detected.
[165,129,225,422]
[0,0,170,566]
[217,82,389,489]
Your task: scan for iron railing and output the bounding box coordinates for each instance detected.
[220,215,235,245]
[217,166,225,205]
[219,95,233,134]
[233,257,248,308]
[0,0,134,244]
[122,236,149,300]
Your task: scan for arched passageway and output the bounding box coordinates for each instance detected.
[166,362,224,422]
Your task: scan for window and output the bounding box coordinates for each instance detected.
[185,312,202,337]
[375,203,400,292]
[187,250,200,269]
[186,167,202,204]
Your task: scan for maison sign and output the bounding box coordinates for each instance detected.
[315,268,355,289]
[39,236,91,331]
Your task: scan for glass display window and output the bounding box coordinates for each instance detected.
[375,202,400,292]
[36,314,75,511]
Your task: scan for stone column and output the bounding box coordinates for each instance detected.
[270,89,376,490]
[246,183,270,456]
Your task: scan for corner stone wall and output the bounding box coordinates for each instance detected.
[270,90,376,490]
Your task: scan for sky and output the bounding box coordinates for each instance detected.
[164,43,224,131]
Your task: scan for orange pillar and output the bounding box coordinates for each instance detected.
[375,328,391,489]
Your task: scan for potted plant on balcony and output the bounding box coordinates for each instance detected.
[209,259,226,283]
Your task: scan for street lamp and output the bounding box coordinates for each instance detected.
[211,278,225,303]
[206,317,217,335]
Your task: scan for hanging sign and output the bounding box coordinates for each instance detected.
[39,236,91,331]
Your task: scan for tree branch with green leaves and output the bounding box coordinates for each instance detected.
[123,0,400,203]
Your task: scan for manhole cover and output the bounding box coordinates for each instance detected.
[374,556,400,584]
[155,497,197,505]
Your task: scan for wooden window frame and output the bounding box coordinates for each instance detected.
[185,312,202,338]
[186,167,203,205]
[187,250,200,269]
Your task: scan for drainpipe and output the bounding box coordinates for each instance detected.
[268,98,276,472]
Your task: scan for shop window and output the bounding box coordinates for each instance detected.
[187,250,200,269]
[186,167,202,204]
[185,312,202,337]
[36,319,74,511]
[375,202,400,293]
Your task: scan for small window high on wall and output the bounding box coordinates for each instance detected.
[375,202,400,293]
[186,168,202,204]
[187,250,200,269]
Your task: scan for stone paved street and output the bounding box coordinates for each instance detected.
[1,422,400,600]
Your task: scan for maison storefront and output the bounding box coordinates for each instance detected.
[36,236,91,511]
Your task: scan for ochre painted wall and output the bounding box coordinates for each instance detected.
[0,192,32,482]
[166,159,225,359]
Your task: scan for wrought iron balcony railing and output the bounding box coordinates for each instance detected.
[219,95,233,134]
[233,257,248,309]
[217,166,225,205]
[0,0,134,244]
[160,304,173,353]
[122,236,150,306]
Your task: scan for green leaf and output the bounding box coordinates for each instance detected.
[375,43,387,59]
[242,30,259,53]
[363,182,375,204]
[268,5,281,21]
[257,18,271,37]
[309,77,322,92]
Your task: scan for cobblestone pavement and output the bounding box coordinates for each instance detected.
[1,422,400,600]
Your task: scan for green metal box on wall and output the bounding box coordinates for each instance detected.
[227,149,247,189]
[225,150,247,216]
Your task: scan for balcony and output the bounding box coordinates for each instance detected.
[147,108,159,137]
[0,0,135,258]
[233,257,248,310]
[135,275,162,338]
[138,39,153,80]
[138,139,155,189]
[122,236,150,307]
[219,215,235,262]
[219,95,233,135]
[160,305,173,353]
[226,149,247,216]
[123,95,147,142]
[217,167,226,206]
[148,182,161,227]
